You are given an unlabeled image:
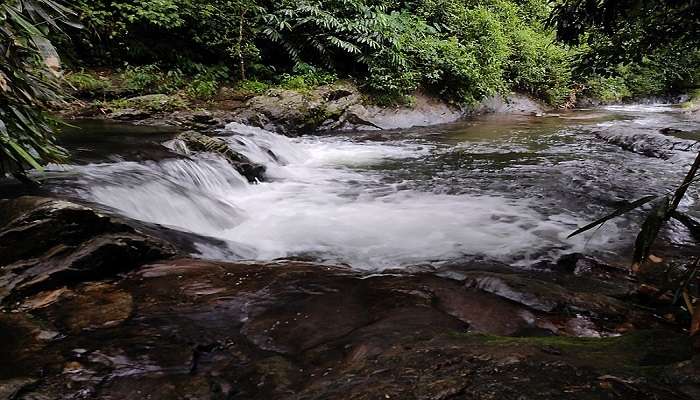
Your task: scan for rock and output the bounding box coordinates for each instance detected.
[473,93,548,115]
[109,108,153,121]
[39,284,133,335]
[336,93,464,131]
[2,258,696,399]
[232,83,465,134]
[595,130,700,159]
[174,131,266,183]
[660,127,685,136]
[460,271,630,318]
[0,197,176,303]
[0,377,37,400]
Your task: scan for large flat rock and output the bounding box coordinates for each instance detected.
[1,257,697,399]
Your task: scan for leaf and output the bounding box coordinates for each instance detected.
[568,195,659,238]
[6,138,43,171]
[632,196,670,268]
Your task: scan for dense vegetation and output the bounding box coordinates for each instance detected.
[1,0,699,177]
[0,0,72,179]
[54,0,577,105]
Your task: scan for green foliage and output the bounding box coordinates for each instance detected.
[102,94,188,112]
[279,64,337,91]
[65,70,113,95]
[185,64,230,99]
[115,64,229,100]
[584,76,631,103]
[506,28,572,104]
[71,0,262,73]
[64,0,693,106]
[262,0,387,68]
[236,80,271,95]
[366,2,572,105]
[0,0,73,179]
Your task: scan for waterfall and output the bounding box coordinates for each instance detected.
[54,121,633,270]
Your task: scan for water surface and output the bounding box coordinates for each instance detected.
[32,105,700,270]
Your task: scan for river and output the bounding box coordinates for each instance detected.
[22,104,700,270]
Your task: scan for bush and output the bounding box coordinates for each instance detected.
[102,94,188,112]
[236,79,270,95]
[279,63,337,91]
[65,70,113,96]
[506,28,572,104]
[119,65,181,94]
[185,65,230,99]
[584,76,632,103]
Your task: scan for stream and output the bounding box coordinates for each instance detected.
[26,104,700,270]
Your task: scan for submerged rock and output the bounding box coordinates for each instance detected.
[173,130,266,183]
[595,129,700,159]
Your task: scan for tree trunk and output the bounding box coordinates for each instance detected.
[238,9,247,82]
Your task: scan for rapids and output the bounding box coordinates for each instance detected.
[33,104,700,270]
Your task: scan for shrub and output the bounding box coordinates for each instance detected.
[185,65,230,99]
[236,79,270,95]
[506,28,572,105]
[65,70,113,96]
[279,63,337,91]
[102,94,188,112]
[584,76,632,103]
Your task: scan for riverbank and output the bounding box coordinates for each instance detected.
[1,196,699,399]
[59,76,551,135]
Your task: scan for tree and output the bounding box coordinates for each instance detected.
[549,0,700,65]
[0,0,76,181]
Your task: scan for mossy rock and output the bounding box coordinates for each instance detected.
[175,131,265,183]
[460,329,693,372]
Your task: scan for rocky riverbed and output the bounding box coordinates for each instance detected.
[1,196,700,399]
[4,100,700,399]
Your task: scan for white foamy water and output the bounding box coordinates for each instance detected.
[54,121,631,270]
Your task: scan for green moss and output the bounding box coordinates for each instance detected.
[456,330,692,371]
[65,70,113,95]
[100,94,189,112]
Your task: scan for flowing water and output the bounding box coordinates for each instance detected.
[25,104,700,270]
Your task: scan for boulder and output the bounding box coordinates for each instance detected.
[174,130,266,183]
[0,197,176,303]
[232,83,465,134]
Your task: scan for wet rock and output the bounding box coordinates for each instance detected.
[232,83,467,134]
[595,130,700,159]
[0,197,176,303]
[174,131,266,183]
[35,284,134,334]
[109,108,153,121]
[0,378,38,400]
[461,271,629,318]
[4,257,697,399]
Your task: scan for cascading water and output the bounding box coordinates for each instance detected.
[43,104,700,270]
